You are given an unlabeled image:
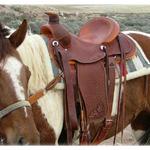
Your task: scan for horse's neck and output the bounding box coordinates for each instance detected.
[17,34,54,94]
[17,34,64,142]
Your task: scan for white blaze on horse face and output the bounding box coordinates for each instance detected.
[3,56,25,101]
[2,56,28,117]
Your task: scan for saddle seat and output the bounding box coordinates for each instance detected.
[79,17,120,44]
[41,14,136,63]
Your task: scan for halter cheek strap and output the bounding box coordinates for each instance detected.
[0,101,31,119]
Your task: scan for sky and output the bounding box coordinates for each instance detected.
[1,0,150,5]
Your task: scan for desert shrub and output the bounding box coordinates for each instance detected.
[11,6,22,12]
[1,7,150,34]
[29,21,43,34]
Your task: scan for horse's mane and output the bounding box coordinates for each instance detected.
[0,23,12,61]
[17,34,54,94]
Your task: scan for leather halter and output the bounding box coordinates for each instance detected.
[0,101,31,119]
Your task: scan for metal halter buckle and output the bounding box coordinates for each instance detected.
[52,40,59,47]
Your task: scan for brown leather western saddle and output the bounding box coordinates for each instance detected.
[41,12,136,145]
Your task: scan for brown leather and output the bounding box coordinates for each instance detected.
[79,17,120,44]
[42,24,135,63]
[41,12,71,48]
[40,12,136,145]
[28,73,62,105]
[29,89,46,105]
[60,50,78,144]
[41,28,135,63]
[106,33,136,60]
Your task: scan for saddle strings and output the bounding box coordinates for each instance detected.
[121,46,127,143]
[105,45,111,115]
[113,36,127,145]
[120,34,128,143]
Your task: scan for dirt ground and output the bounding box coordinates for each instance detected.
[101,125,137,145]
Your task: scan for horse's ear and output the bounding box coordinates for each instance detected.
[9,20,27,48]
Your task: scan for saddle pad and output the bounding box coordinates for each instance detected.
[111,35,150,116]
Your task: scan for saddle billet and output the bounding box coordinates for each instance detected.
[41,12,136,145]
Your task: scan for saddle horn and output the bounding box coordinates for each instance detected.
[45,12,71,48]
[45,12,59,23]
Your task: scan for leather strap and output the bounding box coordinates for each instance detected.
[92,119,113,144]
[28,72,62,105]
[91,47,115,144]
[59,49,78,144]
[113,35,127,144]
[52,40,78,144]
[0,101,31,119]
[119,35,127,142]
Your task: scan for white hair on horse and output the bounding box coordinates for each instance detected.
[123,30,150,36]
[17,34,64,144]
[17,35,54,92]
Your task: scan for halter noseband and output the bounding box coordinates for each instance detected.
[0,101,31,119]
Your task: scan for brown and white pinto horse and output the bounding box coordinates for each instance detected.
[1,21,64,145]
[0,21,40,145]
[2,19,150,145]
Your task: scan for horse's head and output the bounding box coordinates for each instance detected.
[0,20,40,145]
